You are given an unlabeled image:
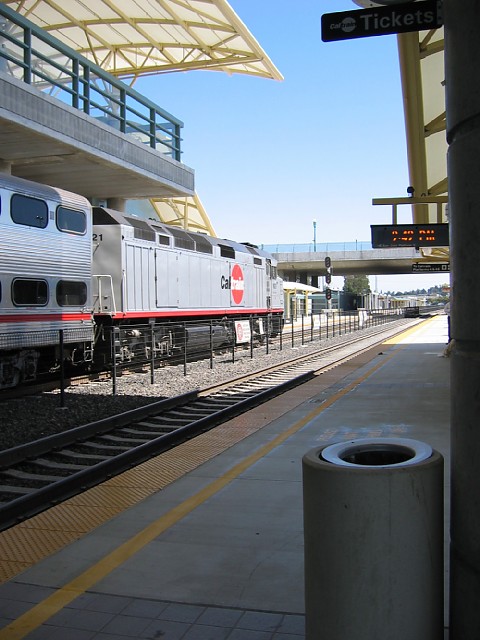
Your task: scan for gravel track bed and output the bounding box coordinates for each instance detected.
[0,322,415,451]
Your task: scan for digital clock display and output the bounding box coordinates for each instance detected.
[371,224,449,248]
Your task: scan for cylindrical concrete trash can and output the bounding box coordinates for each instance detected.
[302,438,444,640]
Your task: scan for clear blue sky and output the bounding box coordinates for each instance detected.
[136,0,449,294]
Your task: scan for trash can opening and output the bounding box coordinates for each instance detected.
[340,444,411,466]
[321,438,433,469]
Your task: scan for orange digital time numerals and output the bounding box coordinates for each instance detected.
[392,229,415,243]
[371,224,449,249]
[418,228,436,242]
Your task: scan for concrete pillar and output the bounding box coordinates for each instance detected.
[445,1,480,637]
[0,160,12,174]
[107,197,127,212]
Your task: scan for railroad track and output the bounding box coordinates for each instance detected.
[0,317,424,532]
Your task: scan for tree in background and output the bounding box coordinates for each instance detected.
[343,275,371,295]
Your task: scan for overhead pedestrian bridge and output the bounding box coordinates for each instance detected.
[0,3,194,202]
[262,241,450,281]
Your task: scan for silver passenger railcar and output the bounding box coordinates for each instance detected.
[0,174,93,388]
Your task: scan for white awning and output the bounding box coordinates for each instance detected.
[4,0,283,81]
[282,282,322,293]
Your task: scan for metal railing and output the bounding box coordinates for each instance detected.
[0,309,417,402]
[0,4,183,160]
[261,241,373,254]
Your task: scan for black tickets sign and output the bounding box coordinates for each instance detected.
[321,0,443,42]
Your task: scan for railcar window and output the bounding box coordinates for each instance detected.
[56,206,87,235]
[11,194,48,228]
[254,258,262,266]
[12,279,48,306]
[56,281,87,306]
[158,234,170,246]
[150,224,171,246]
[219,244,236,259]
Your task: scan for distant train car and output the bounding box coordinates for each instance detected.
[0,174,93,388]
[0,175,284,387]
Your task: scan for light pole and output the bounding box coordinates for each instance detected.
[313,219,317,252]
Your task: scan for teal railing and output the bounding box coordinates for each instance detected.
[0,3,183,160]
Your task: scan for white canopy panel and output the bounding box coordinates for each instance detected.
[3,0,283,81]
[397,27,447,263]
[283,282,322,293]
[3,0,283,237]
[398,28,446,210]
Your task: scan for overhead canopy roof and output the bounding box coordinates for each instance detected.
[392,27,447,264]
[3,0,282,237]
[397,28,446,218]
[352,1,447,257]
[352,2,447,217]
[354,2,447,262]
[3,1,446,253]
[126,192,216,235]
[2,0,283,81]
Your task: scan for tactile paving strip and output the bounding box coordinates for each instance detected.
[0,344,383,584]
[0,392,310,583]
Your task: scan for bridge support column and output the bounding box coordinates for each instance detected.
[0,160,12,174]
[445,1,480,637]
[107,198,127,212]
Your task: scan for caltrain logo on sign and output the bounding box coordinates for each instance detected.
[231,264,244,304]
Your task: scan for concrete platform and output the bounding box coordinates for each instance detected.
[0,315,450,639]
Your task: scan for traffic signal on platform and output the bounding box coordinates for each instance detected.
[325,257,332,300]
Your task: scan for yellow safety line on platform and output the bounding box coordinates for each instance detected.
[383,315,437,344]
[0,318,435,639]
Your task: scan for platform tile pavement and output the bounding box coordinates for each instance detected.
[0,586,451,638]
[0,582,304,639]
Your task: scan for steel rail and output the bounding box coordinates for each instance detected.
[0,317,426,532]
[0,373,313,531]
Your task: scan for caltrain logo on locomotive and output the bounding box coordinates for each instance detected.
[231,264,244,304]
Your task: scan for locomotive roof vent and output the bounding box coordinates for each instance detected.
[244,244,260,255]
[189,232,213,254]
[169,227,195,251]
[93,207,127,225]
[151,223,171,236]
